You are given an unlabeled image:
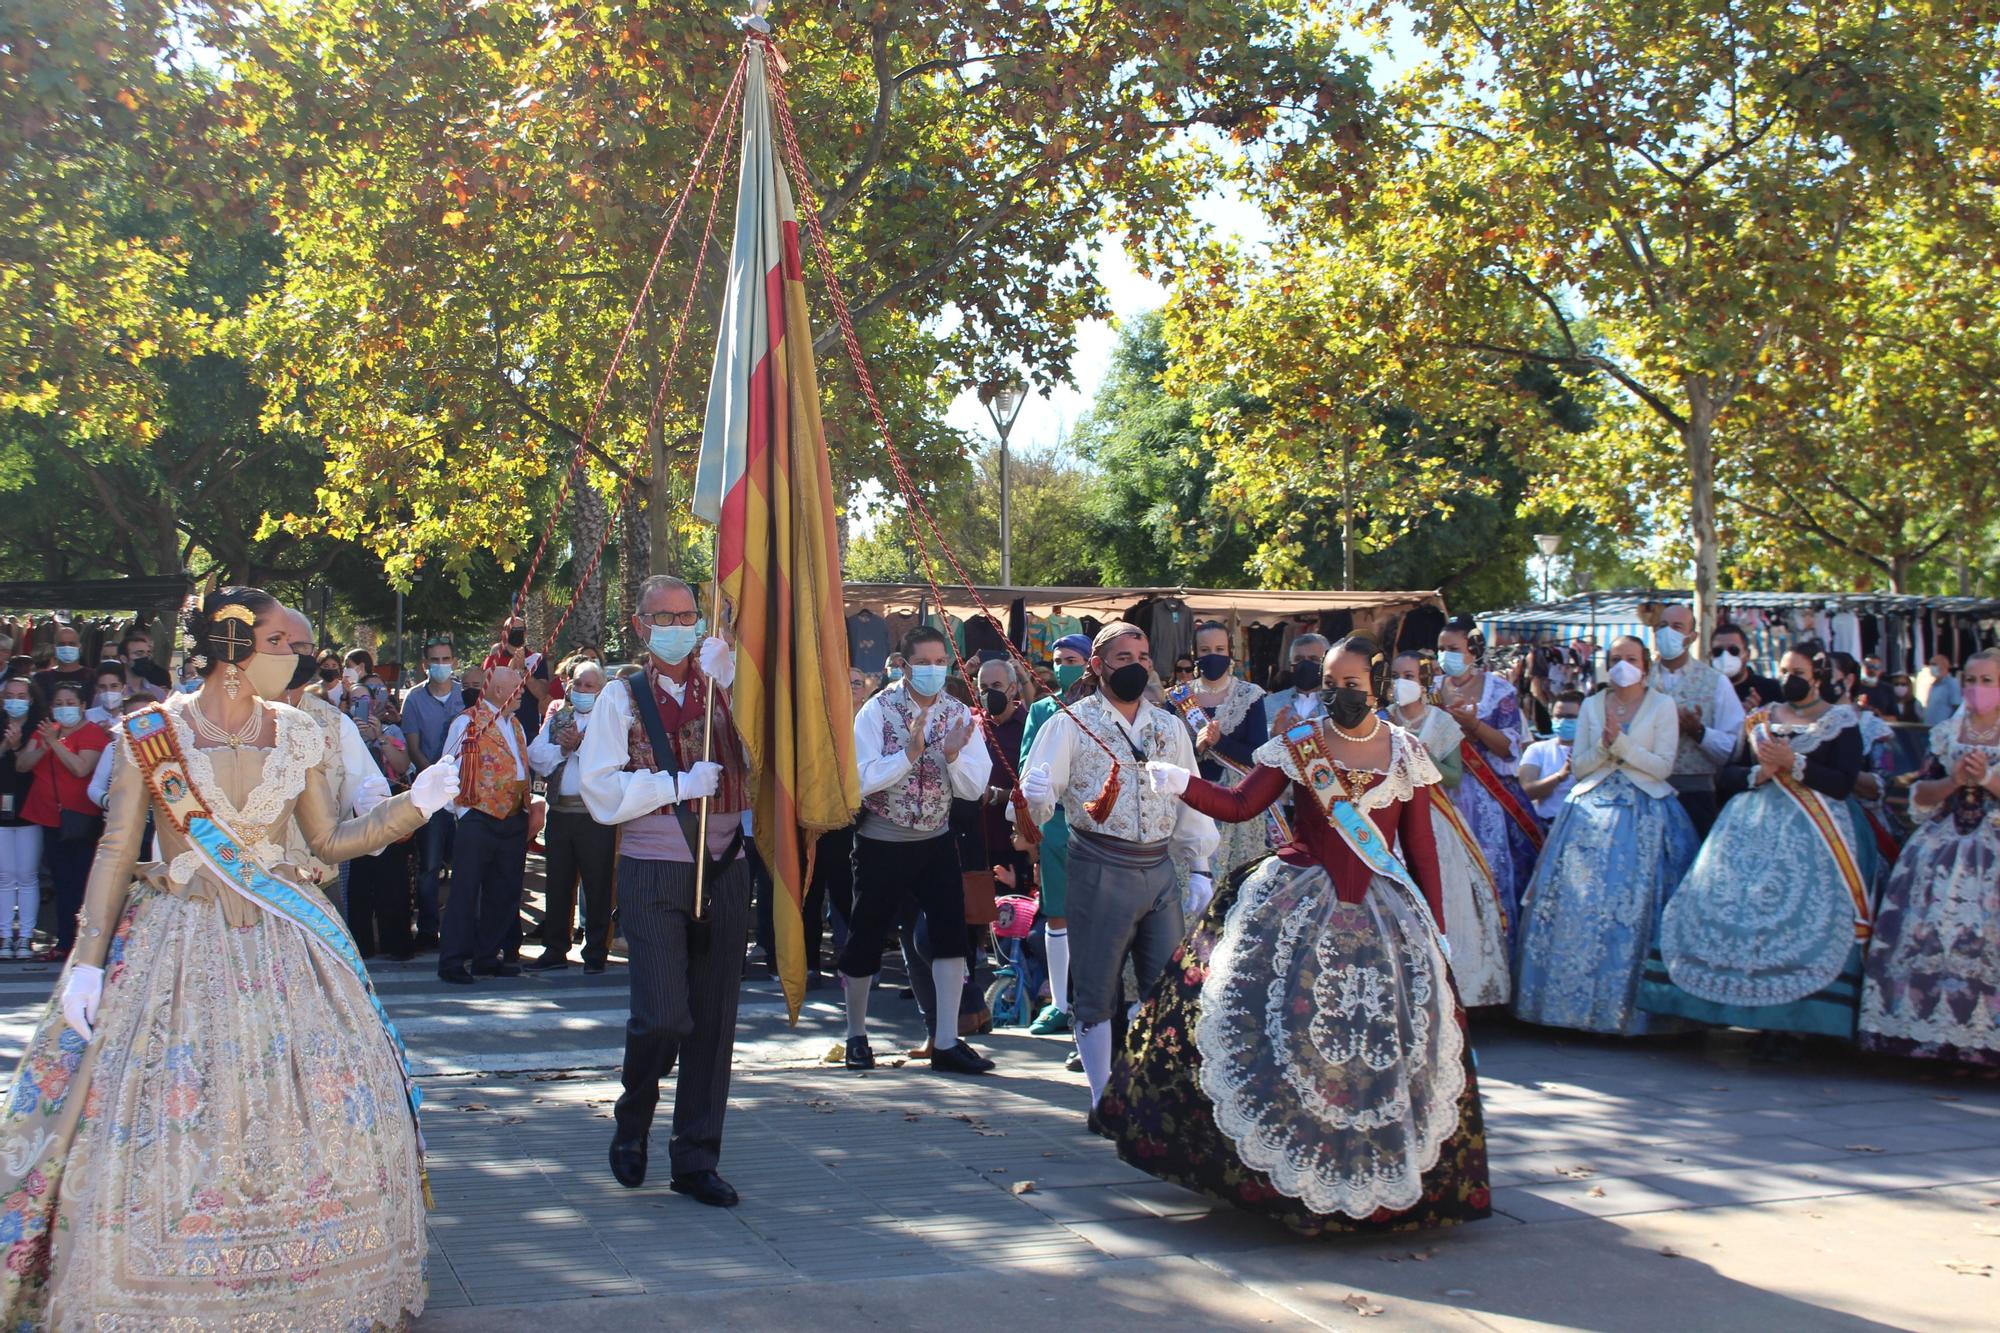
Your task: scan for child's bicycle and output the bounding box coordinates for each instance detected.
[985,891,1045,1029]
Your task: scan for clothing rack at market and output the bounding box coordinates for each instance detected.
[1477,589,2000,675]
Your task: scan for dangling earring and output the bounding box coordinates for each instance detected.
[223,663,242,700]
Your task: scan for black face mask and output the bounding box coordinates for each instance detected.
[1291,660,1324,694]
[983,688,1010,716]
[1780,673,1813,704]
[1104,662,1151,703]
[318,666,339,683]
[506,628,526,648]
[286,652,317,692]
[1324,686,1373,729]
[1820,679,1846,705]
[463,689,482,708]
[1196,653,1231,682]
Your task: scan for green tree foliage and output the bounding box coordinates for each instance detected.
[847,440,1104,589]
[1175,0,1999,633]
[1071,311,1259,587]
[221,0,1372,587]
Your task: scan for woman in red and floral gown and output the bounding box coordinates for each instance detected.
[1098,634,1490,1235]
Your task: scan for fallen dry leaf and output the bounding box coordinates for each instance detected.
[1011,1180,1036,1196]
[1379,1248,1436,1264]
[1587,1186,1607,1199]
[1941,1260,1993,1277]
[1341,1293,1385,1317]
[1842,1144,1886,1154]
[1659,1247,1685,1259]
[1555,1165,1596,1179]
[459,1103,488,1112]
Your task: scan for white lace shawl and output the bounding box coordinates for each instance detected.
[1252,721,1442,813]
[124,696,326,887]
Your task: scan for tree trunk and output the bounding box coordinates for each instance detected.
[1683,381,1721,648]
[569,481,610,652]
[1339,435,1355,592]
[1889,554,1911,595]
[619,488,649,660]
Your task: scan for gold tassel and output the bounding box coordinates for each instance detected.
[1010,787,1043,848]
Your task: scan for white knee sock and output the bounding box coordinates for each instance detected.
[930,956,967,1049]
[1076,1020,1113,1106]
[842,972,872,1039]
[1044,926,1070,1012]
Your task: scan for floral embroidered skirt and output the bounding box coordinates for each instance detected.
[1859,795,2000,1066]
[0,884,427,1329]
[1098,857,1490,1235]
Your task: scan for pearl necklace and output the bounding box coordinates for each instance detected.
[187,697,261,749]
[1329,712,1383,744]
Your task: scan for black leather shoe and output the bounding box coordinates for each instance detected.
[438,969,476,985]
[582,960,608,975]
[472,962,523,978]
[609,1135,648,1188]
[929,1041,994,1075]
[843,1036,876,1071]
[414,934,441,952]
[523,952,569,972]
[669,1169,739,1208]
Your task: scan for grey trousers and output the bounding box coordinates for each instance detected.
[1065,831,1184,1026]
[614,853,752,1175]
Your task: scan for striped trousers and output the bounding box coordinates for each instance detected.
[614,853,752,1176]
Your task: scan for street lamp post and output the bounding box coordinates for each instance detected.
[985,381,1028,587]
[1533,533,1563,602]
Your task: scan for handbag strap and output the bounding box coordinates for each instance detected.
[625,673,742,870]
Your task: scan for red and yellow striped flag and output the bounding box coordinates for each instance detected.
[693,51,860,1023]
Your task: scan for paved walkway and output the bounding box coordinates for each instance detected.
[409,1012,2000,1331]
[3,932,1996,1328]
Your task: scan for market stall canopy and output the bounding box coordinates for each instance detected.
[842,582,1444,620]
[0,575,192,614]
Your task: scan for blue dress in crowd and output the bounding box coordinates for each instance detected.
[1440,672,1544,944]
[1513,690,1700,1036]
[1638,706,1877,1038]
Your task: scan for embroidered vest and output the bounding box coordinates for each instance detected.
[622,670,750,816]
[1651,658,1722,777]
[1061,693,1183,844]
[465,710,530,819]
[860,683,967,834]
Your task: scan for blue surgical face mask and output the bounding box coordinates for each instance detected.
[570,691,598,714]
[2,699,28,719]
[1553,716,1579,743]
[646,619,705,666]
[886,666,905,682]
[908,663,949,697]
[1655,627,1686,661]
[427,663,453,684]
[52,705,82,727]
[54,645,80,665]
[1438,650,1470,678]
[178,679,202,695]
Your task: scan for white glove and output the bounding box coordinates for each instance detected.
[674,760,723,803]
[1021,763,1053,805]
[1183,872,1214,919]
[62,964,104,1042]
[699,636,735,688]
[1145,761,1192,796]
[408,756,462,818]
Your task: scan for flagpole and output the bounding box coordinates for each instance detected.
[692,542,723,921]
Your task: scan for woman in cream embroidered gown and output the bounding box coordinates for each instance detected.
[1387,651,1511,1006]
[0,589,458,1329]
[1099,635,1489,1235]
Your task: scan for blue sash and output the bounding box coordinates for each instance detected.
[1281,720,1423,898]
[122,707,430,1185]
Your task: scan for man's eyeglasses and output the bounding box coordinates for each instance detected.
[638,609,702,628]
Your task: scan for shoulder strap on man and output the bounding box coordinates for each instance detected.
[625,673,742,870]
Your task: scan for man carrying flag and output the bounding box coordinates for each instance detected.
[693,44,862,1027]
[577,575,747,1206]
